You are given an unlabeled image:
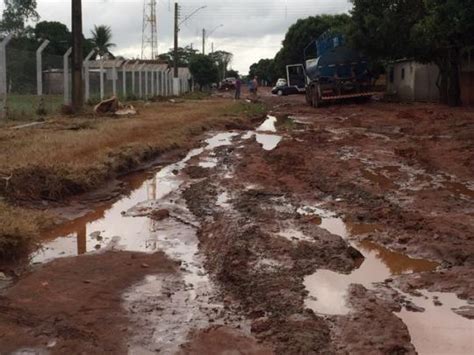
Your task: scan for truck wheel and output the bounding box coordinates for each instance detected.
[311,85,321,108]
[305,88,312,104]
[277,90,283,96]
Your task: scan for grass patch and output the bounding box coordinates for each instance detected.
[275,115,297,131]
[181,91,211,100]
[6,95,63,121]
[218,100,267,119]
[0,202,52,262]
[0,98,267,261]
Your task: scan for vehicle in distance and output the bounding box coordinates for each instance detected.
[271,84,300,96]
[275,78,287,87]
[220,77,236,90]
[304,32,377,107]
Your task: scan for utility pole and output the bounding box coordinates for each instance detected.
[71,0,84,111]
[174,2,179,78]
[202,28,206,55]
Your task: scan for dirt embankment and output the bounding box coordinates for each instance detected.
[0,98,266,260]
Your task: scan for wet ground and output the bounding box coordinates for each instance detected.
[0,95,473,354]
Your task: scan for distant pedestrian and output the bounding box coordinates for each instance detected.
[248,79,255,96]
[252,76,259,97]
[235,77,242,100]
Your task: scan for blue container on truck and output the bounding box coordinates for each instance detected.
[304,32,376,107]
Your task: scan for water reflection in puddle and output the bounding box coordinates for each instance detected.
[399,291,474,354]
[242,131,282,151]
[33,132,238,264]
[256,134,282,151]
[257,115,277,132]
[299,205,472,355]
[304,238,437,315]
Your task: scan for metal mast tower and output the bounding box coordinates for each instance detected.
[141,0,158,59]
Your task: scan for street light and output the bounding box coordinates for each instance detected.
[175,4,207,78]
[203,24,223,54]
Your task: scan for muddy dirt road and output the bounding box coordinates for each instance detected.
[0,94,473,354]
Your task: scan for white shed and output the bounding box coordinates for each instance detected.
[387,59,439,102]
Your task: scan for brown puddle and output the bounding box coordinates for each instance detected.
[33,133,243,263]
[300,206,472,355]
[399,291,474,354]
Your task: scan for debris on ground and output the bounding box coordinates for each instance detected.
[94,96,137,117]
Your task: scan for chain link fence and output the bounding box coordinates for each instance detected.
[0,37,193,121]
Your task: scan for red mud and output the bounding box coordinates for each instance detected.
[0,251,177,353]
[0,94,473,354]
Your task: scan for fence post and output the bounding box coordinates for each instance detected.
[36,40,50,96]
[156,67,161,96]
[164,70,169,97]
[63,47,72,105]
[145,66,149,99]
[169,70,173,96]
[122,60,129,99]
[83,49,96,102]
[139,64,146,98]
[132,61,138,96]
[0,34,12,119]
[112,60,119,97]
[150,66,155,97]
[99,56,105,100]
[159,70,164,96]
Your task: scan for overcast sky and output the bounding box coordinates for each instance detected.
[5,0,352,73]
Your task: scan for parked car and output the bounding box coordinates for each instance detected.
[271,85,300,96]
[275,78,287,87]
[220,77,237,90]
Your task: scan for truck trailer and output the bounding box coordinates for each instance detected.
[304,32,377,107]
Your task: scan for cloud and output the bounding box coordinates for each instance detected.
[32,0,352,73]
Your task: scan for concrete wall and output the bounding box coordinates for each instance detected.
[387,61,439,102]
[413,63,439,102]
[44,70,66,95]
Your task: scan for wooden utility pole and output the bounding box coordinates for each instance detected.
[173,2,179,78]
[71,0,84,111]
[202,28,206,55]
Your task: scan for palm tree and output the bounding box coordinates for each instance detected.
[91,25,115,58]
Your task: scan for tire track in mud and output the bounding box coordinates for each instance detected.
[181,113,473,354]
[3,107,472,353]
[180,126,413,353]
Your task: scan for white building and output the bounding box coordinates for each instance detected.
[387,59,439,102]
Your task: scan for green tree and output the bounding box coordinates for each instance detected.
[90,25,115,58]
[248,59,277,85]
[0,0,38,35]
[273,14,351,77]
[226,69,239,78]
[350,0,474,106]
[158,45,198,66]
[209,50,233,81]
[34,21,70,55]
[189,54,219,90]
